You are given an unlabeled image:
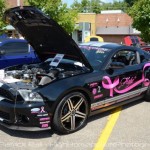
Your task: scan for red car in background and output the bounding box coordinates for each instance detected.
[124,36,150,53]
[141,46,150,53]
[124,36,145,46]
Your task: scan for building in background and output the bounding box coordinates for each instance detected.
[6,0,24,8]
[75,10,141,44]
[5,0,24,38]
[96,10,140,44]
[4,2,141,44]
[73,13,96,43]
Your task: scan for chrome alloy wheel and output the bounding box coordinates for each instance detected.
[60,94,88,131]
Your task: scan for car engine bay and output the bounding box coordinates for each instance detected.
[3,60,88,89]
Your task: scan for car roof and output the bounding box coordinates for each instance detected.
[79,42,122,49]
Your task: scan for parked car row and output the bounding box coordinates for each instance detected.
[0,38,40,69]
[0,36,149,69]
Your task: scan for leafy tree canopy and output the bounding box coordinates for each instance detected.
[101,1,128,12]
[26,0,78,34]
[71,0,129,13]
[124,0,137,7]
[0,0,6,32]
[129,0,150,42]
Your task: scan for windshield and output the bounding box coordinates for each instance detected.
[79,45,111,70]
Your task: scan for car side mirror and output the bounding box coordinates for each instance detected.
[0,50,5,55]
[109,62,125,69]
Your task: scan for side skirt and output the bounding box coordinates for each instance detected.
[89,87,147,116]
[90,95,144,116]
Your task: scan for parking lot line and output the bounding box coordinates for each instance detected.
[93,107,122,150]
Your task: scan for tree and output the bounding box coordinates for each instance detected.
[71,0,82,12]
[71,0,128,13]
[90,0,102,14]
[101,1,128,12]
[129,0,150,42]
[71,0,102,13]
[0,0,6,32]
[26,0,78,34]
[71,0,91,13]
[124,0,137,7]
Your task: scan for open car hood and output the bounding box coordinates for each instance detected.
[4,6,92,70]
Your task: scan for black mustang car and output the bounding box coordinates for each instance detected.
[0,6,150,134]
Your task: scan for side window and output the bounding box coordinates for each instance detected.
[140,51,150,62]
[111,50,137,66]
[0,42,28,54]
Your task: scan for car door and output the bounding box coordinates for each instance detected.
[0,41,32,69]
[102,48,143,106]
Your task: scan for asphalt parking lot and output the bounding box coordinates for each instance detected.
[0,99,150,150]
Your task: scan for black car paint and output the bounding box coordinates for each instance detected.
[0,6,149,132]
[0,45,149,130]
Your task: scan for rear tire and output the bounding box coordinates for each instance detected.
[52,92,89,134]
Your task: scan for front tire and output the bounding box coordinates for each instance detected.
[145,86,150,101]
[53,92,89,134]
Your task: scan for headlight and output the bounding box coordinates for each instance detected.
[18,90,43,102]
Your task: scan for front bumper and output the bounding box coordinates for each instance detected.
[0,99,51,131]
[0,121,50,131]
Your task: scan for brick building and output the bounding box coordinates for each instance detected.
[75,10,140,44]
[6,0,24,8]
[4,0,24,38]
[73,13,96,43]
[96,10,140,44]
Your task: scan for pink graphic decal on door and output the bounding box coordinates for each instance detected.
[102,76,119,97]
[102,63,150,97]
[118,76,137,89]
[92,88,97,95]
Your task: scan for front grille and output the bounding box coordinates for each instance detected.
[0,111,10,120]
[0,88,14,101]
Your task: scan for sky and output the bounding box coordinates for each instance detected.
[62,0,123,7]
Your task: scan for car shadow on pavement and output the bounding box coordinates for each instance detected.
[88,110,111,123]
[0,125,54,139]
[88,99,145,123]
[122,99,145,110]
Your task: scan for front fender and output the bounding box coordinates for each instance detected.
[36,74,93,114]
